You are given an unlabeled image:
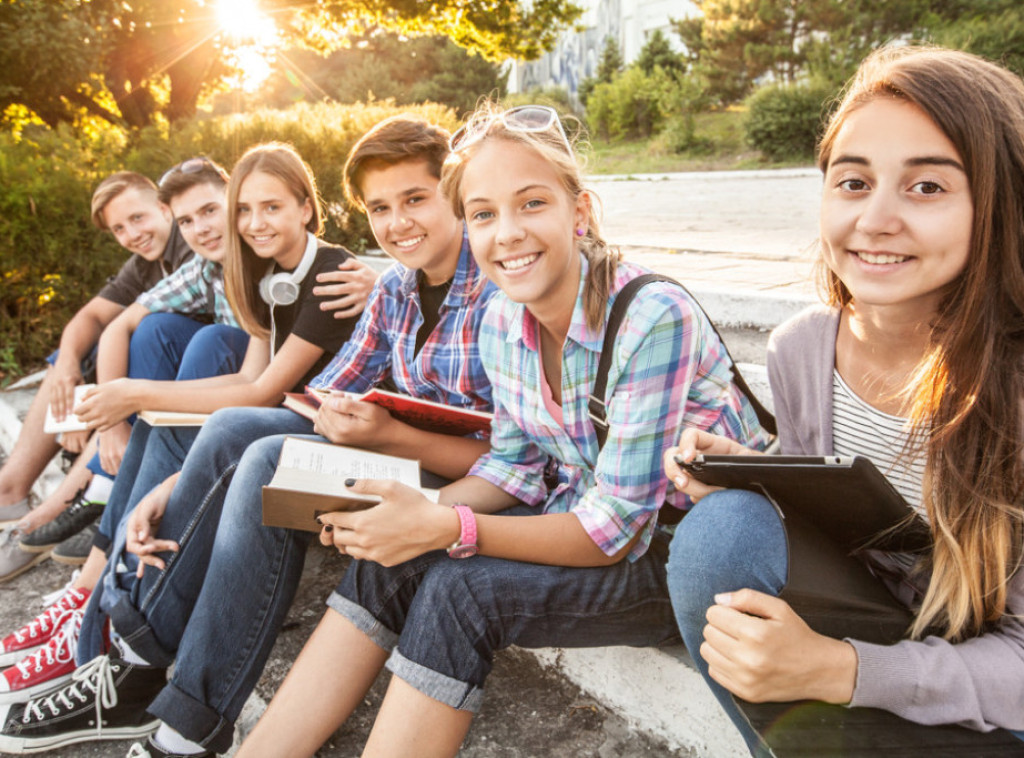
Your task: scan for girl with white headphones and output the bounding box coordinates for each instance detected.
[73,142,364,425]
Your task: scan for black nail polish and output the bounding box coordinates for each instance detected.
[315,516,323,525]
[344,478,356,487]
[323,524,333,533]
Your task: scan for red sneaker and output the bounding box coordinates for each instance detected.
[0,585,90,667]
[0,610,81,703]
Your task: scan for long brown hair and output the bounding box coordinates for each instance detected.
[224,143,323,339]
[818,46,1024,640]
[440,103,621,330]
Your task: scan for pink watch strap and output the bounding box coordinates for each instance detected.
[447,504,478,558]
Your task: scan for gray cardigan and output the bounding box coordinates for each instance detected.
[766,305,1024,732]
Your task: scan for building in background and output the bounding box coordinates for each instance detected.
[506,0,695,100]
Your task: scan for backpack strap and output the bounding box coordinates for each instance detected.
[588,273,777,450]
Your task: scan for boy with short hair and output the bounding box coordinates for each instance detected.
[0,172,193,579]
[18,159,252,563]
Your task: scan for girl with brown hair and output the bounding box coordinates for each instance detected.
[666,46,1024,753]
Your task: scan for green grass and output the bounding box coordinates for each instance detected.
[584,109,815,175]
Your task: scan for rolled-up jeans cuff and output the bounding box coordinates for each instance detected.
[386,649,484,712]
[108,597,175,668]
[326,592,400,652]
[148,681,236,754]
[91,529,112,553]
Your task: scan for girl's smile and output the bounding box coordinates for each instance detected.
[461,139,588,331]
[236,170,312,269]
[820,97,973,318]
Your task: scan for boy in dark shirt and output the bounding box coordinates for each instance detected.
[0,172,192,579]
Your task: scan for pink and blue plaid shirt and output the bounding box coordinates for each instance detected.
[310,233,497,417]
[469,256,771,561]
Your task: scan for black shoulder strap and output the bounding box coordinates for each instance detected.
[588,273,777,450]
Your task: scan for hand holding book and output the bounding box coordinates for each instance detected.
[317,478,459,567]
[313,393,403,451]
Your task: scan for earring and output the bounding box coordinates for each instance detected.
[576,227,585,237]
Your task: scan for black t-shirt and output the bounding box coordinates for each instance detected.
[97,223,194,307]
[414,274,453,358]
[270,245,359,390]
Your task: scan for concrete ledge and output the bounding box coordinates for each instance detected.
[688,286,813,332]
[529,646,747,756]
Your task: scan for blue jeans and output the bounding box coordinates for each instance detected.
[667,489,785,756]
[85,316,249,479]
[79,407,316,753]
[331,512,678,712]
[91,321,249,540]
[666,489,1024,754]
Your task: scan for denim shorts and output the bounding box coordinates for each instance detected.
[329,506,678,711]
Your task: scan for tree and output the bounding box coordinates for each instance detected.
[578,35,623,107]
[671,0,932,103]
[0,0,581,131]
[927,0,1024,77]
[256,31,507,115]
[635,29,685,76]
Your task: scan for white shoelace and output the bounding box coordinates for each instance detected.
[40,570,82,608]
[13,610,81,681]
[22,653,119,726]
[12,578,85,646]
[126,743,154,757]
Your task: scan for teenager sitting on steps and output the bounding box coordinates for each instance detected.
[0,172,194,581]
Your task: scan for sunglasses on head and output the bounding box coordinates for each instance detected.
[449,105,572,154]
[159,157,228,188]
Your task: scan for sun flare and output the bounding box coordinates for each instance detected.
[214,0,278,91]
[216,0,277,44]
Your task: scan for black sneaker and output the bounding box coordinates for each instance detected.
[52,523,99,566]
[0,645,165,753]
[127,735,216,757]
[20,487,105,554]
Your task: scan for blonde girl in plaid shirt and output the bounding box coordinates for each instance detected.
[237,106,768,758]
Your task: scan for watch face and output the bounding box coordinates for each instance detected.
[448,544,478,559]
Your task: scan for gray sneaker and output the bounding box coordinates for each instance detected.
[52,523,99,566]
[0,499,31,529]
[0,528,51,583]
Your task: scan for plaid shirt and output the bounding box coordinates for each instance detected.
[311,233,496,417]
[469,256,771,561]
[136,256,239,328]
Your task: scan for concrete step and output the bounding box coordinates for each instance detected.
[0,275,803,756]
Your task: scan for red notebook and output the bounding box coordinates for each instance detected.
[283,386,492,436]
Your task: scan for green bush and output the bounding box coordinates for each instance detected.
[587,67,671,140]
[0,125,127,379]
[744,82,837,161]
[0,101,457,377]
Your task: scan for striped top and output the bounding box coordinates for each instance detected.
[469,255,771,562]
[831,369,925,518]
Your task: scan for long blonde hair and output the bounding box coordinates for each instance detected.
[818,46,1024,641]
[439,104,621,330]
[224,143,323,339]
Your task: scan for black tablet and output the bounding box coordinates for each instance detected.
[676,454,931,553]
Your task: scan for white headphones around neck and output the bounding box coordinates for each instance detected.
[259,232,318,306]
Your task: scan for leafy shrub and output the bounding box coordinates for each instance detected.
[0,124,127,377]
[587,66,710,144]
[0,101,457,376]
[744,82,837,161]
[587,67,670,140]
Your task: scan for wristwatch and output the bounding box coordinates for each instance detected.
[447,504,478,559]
